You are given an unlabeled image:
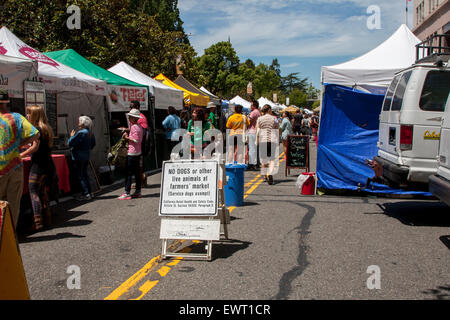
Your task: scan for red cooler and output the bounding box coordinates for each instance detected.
[301,172,316,195]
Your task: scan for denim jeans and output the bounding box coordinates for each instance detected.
[125,155,141,194]
[73,160,91,196]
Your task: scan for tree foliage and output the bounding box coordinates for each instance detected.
[0,0,319,105]
[0,0,197,79]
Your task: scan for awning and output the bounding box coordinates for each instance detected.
[45,49,149,112]
[0,54,38,98]
[0,27,107,96]
[174,75,220,105]
[154,73,209,107]
[108,61,184,110]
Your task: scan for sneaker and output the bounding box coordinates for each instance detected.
[75,194,91,201]
[117,193,132,200]
[268,175,274,185]
[131,193,142,199]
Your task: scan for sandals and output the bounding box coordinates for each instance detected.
[43,208,52,227]
[30,216,44,232]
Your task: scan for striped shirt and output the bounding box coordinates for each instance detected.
[256,114,279,143]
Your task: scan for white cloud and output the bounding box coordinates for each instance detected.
[180,0,414,58]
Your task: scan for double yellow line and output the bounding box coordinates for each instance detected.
[104,153,285,300]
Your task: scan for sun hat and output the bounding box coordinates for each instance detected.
[207,102,216,108]
[126,108,141,118]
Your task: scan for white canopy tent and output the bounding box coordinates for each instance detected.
[321,24,421,93]
[200,86,219,99]
[230,95,251,111]
[108,61,184,110]
[0,54,38,98]
[0,27,107,95]
[257,96,277,109]
[0,27,110,168]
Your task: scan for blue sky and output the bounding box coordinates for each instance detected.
[178,0,414,89]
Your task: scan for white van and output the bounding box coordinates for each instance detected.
[374,58,450,189]
[429,95,450,206]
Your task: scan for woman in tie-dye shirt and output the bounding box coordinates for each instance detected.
[0,91,39,229]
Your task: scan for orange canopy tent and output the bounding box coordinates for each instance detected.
[154,74,209,107]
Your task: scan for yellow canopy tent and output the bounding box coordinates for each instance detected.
[154,74,209,107]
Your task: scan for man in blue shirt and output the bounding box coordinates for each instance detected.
[162,106,181,159]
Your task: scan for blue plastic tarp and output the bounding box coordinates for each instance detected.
[317,84,431,195]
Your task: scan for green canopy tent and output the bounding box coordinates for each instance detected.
[45,49,150,112]
[46,49,158,172]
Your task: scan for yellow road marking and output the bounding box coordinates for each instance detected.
[157,266,171,277]
[245,175,261,187]
[104,255,161,300]
[244,179,264,199]
[167,259,183,267]
[130,280,159,300]
[105,158,285,300]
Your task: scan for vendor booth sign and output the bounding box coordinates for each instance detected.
[24,80,46,109]
[107,85,148,112]
[0,60,37,98]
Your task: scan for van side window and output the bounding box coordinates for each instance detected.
[383,75,401,111]
[419,71,450,112]
[391,71,412,111]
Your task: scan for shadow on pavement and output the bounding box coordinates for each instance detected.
[212,239,252,261]
[421,284,450,300]
[242,201,259,207]
[19,232,86,243]
[376,202,450,227]
[439,235,450,250]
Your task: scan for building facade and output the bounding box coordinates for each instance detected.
[413,0,450,43]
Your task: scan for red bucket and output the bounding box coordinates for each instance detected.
[301,172,316,195]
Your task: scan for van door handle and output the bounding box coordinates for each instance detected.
[427,117,442,121]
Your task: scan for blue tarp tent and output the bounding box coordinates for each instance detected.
[317,25,430,195]
[317,85,430,195]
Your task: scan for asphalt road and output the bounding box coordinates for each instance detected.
[17,141,450,300]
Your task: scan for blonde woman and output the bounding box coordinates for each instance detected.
[20,105,55,231]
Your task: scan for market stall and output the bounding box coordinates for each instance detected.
[22,154,71,195]
[174,75,220,106]
[108,62,186,168]
[229,95,251,113]
[108,61,184,110]
[45,49,161,173]
[318,24,422,194]
[154,73,209,107]
[0,27,109,172]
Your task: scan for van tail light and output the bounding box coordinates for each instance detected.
[400,125,413,151]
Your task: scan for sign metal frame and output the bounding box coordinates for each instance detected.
[159,160,230,261]
[285,134,310,176]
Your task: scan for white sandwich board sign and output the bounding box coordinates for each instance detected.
[159,160,219,217]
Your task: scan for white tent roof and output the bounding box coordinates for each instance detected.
[321,24,421,89]
[108,61,184,110]
[200,86,219,98]
[0,54,38,98]
[0,27,107,96]
[230,95,251,110]
[258,97,277,108]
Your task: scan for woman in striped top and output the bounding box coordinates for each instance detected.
[256,105,279,185]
